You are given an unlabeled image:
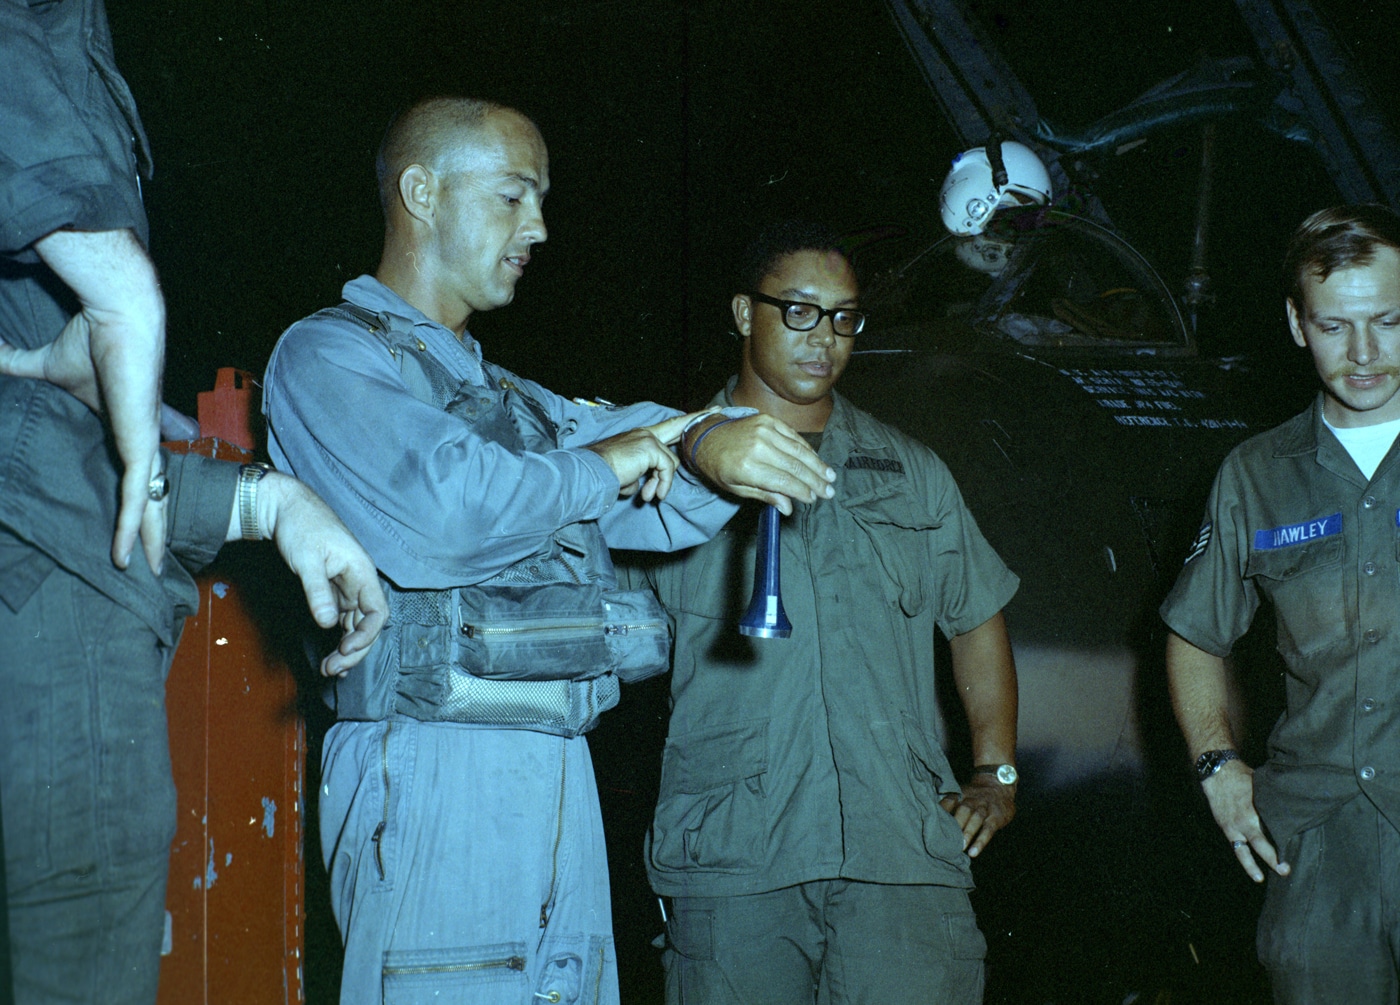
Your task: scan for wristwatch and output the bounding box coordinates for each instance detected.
[1194,748,1240,783]
[238,463,272,541]
[972,763,1018,786]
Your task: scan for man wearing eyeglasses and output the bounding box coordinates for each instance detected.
[621,221,1020,1003]
[262,100,843,1005]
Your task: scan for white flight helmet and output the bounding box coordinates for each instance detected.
[939,140,1052,236]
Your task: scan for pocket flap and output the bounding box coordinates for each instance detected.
[1246,535,1344,581]
[662,719,768,793]
[845,484,944,532]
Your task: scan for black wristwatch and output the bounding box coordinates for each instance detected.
[1194,748,1240,783]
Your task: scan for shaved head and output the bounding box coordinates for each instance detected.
[372,96,549,332]
[375,97,535,216]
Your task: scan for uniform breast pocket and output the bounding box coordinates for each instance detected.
[845,485,942,617]
[661,515,757,622]
[1245,536,1347,666]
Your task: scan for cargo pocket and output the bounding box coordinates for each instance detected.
[944,908,989,962]
[942,905,989,1001]
[534,935,609,1004]
[903,716,966,859]
[663,906,716,962]
[668,516,757,622]
[651,719,768,874]
[1245,536,1345,670]
[1256,828,1322,974]
[382,943,529,1005]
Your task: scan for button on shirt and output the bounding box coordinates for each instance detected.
[624,384,1019,898]
[1161,396,1400,849]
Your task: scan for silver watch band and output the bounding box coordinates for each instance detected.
[237,463,271,541]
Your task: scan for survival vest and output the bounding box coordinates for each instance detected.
[323,303,670,737]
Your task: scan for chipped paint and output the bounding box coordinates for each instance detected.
[205,839,219,888]
[212,581,229,598]
[261,796,277,838]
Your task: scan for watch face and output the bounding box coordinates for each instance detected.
[1195,749,1237,781]
[996,764,1018,785]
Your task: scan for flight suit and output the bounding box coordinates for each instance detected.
[264,276,738,1005]
[2,3,246,1000]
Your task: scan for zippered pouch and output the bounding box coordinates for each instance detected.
[458,583,670,684]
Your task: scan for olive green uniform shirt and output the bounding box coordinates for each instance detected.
[1161,396,1400,851]
[625,383,1019,898]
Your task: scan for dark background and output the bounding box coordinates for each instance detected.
[101,1,1398,1001]
[107,0,1399,420]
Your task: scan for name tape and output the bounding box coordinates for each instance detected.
[1252,512,1342,551]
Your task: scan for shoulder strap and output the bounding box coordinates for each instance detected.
[319,303,451,410]
[481,362,559,449]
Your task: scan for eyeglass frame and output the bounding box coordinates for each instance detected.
[744,291,867,337]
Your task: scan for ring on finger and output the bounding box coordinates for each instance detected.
[147,473,170,502]
[1231,840,1247,850]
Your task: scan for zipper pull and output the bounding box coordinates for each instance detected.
[371,821,387,880]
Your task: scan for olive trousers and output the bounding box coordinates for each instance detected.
[0,568,174,1005]
[1258,793,1400,1004]
[661,879,985,1004]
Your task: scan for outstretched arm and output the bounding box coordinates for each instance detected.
[0,307,386,674]
[679,412,836,515]
[941,610,1018,858]
[1166,631,1289,882]
[585,409,836,515]
[583,411,704,503]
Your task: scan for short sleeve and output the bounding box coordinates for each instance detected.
[0,0,147,255]
[1160,458,1259,657]
[926,468,1020,639]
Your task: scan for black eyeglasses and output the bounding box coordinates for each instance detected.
[746,292,866,337]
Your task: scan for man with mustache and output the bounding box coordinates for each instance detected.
[1164,203,1400,1002]
[621,221,1021,1003]
[262,99,836,1004]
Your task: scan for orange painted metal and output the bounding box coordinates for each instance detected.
[158,369,306,1004]
[195,368,259,451]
